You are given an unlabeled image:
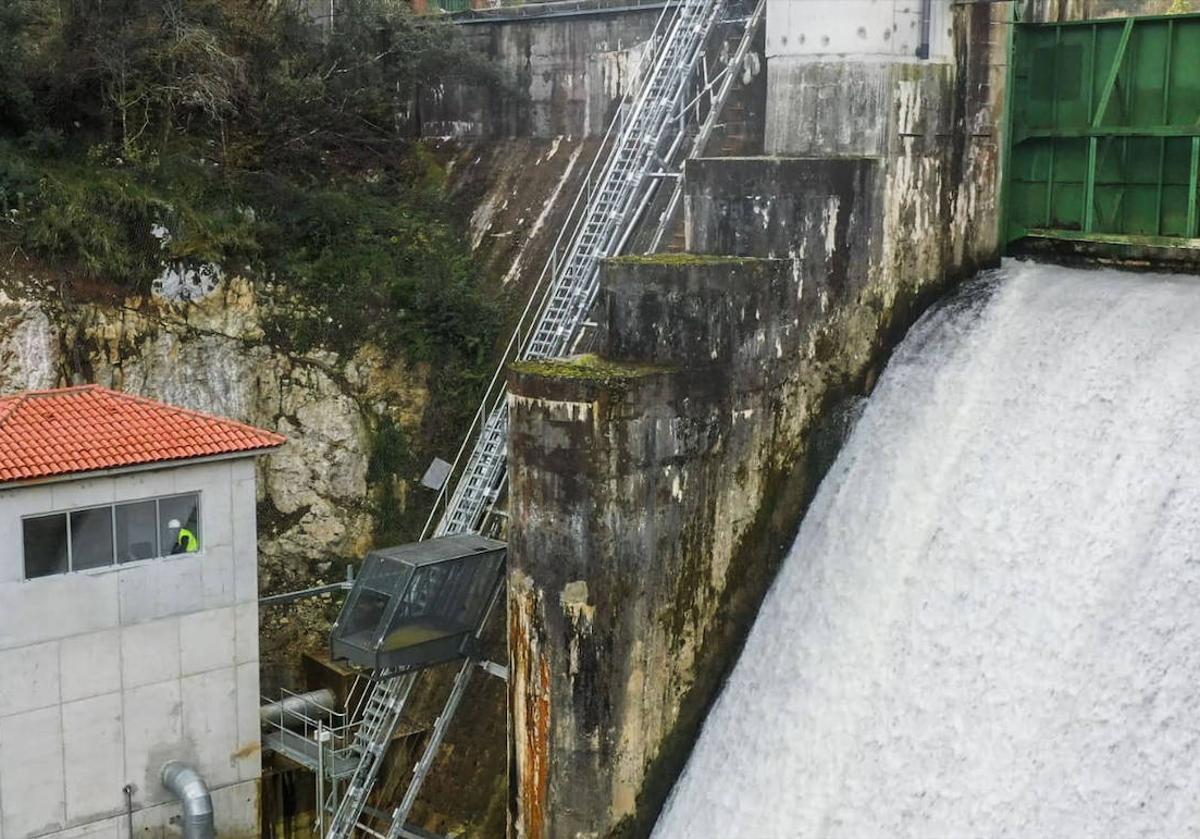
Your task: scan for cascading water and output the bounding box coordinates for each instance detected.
[654,260,1200,837]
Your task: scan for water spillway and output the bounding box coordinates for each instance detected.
[654,260,1200,837]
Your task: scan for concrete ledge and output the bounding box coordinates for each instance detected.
[764,58,955,157]
[599,256,797,381]
[509,355,675,403]
[1015,231,1200,272]
[684,157,877,266]
[683,157,879,312]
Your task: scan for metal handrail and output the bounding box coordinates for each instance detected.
[260,688,358,762]
[646,0,765,252]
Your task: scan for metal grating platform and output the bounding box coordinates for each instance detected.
[264,729,361,779]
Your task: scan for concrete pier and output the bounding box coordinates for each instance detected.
[508,256,804,838]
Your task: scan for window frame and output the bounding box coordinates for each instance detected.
[21,490,204,581]
[156,492,204,558]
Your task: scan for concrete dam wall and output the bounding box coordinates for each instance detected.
[654,260,1200,836]
[501,1,1010,836]
[420,0,766,149]
[319,0,1200,833]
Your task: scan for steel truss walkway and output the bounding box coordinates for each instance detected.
[310,2,765,837]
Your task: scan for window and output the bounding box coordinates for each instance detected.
[341,589,389,643]
[159,494,201,556]
[22,492,202,580]
[116,500,158,563]
[23,515,68,579]
[71,507,114,570]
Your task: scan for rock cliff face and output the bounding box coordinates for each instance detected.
[0,267,428,685]
[0,128,601,694]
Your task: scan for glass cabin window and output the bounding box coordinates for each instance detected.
[23,514,69,579]
[341,589,390,642]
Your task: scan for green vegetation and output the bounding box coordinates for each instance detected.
[607,253,761,266]
[512,354,672,383]
[367,416,412,544]
[0,0,499,356]
[0,0,505,542]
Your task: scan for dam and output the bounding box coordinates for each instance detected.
[5,0,1200,836]
[655,259,1200,836]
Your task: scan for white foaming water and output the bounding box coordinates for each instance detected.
[654,260,1200,838]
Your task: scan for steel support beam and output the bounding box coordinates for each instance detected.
[1084,136,1099,233]
[1093,18,1135,129]
[1188,137,1200,237]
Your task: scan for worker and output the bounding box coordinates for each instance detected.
[168,519,199,554]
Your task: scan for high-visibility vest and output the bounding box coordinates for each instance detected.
[177,528,199,552]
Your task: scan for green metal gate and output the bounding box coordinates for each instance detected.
[1006,13,1200,246]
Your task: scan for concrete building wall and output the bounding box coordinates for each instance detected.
[764,0,962,156]
[764,0,1007,274]
[766,0,953,60]
[0,458,262,839]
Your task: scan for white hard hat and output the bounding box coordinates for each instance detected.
[168,519,182,529]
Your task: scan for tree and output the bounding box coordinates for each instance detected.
[0,0,55,135]
[55,0,243,157]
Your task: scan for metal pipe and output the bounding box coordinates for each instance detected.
[316,721,326,838]
[123,783,135,839]
[259,688,338,729]
[259,579,352,607]
[917,0,935,59]
[161,762,214,839]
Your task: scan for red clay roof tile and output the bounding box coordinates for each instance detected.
[0,385,285,484]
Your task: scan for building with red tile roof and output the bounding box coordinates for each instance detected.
[0,385,283,836]
[0,384,285,485]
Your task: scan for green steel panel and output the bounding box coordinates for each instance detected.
[1007,13,1200,245]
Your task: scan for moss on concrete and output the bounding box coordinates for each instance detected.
[606,253,763,267]
[511,354,673,383]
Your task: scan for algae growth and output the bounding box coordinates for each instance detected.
[607,253,764,267]
[512,354,673,384]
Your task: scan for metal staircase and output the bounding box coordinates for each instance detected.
[322,1,744,836]
[325,673,418,839]
[432,0,727,540]
[646,0,765,253]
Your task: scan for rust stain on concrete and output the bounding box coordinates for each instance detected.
[510,575,551,839]
[232,741,262,760]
